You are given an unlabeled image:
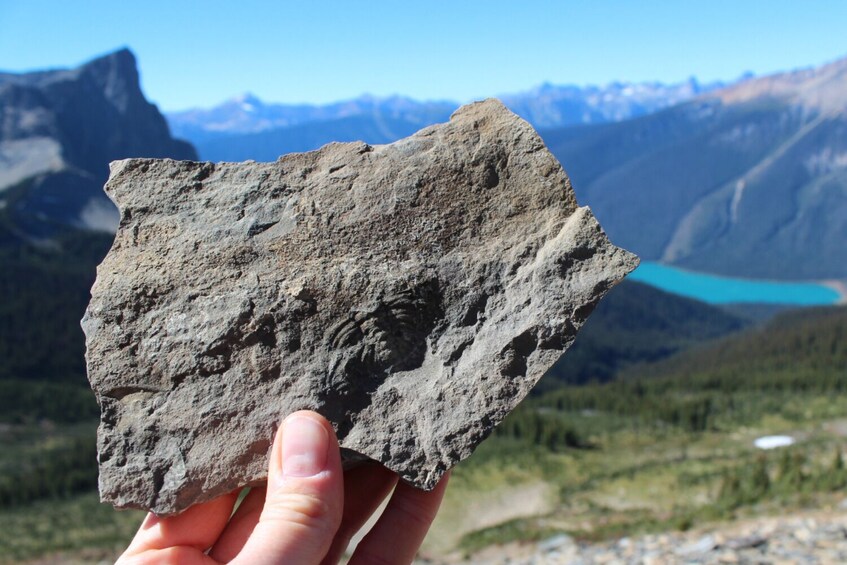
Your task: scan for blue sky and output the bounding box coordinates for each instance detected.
[1,0,845,111]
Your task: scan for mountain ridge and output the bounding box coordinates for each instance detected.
[542,55,847,280]
[163,55,847,280]
[166,76,729,152]
[712,54,847,115]
[168,93,457,143]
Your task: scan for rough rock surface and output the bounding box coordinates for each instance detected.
[83,99,637,515]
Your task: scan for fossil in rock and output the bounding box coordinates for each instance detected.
[83,99,638,515]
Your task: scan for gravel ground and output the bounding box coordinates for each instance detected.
[423,510,847,564]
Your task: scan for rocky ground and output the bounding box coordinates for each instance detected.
[423,510,847,564]
[18,510,847,564]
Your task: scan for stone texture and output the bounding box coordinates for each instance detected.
[82,99,637,515]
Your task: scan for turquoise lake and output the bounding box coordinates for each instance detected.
[628,262,842,305]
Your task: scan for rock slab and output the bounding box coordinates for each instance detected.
[83,99,638,515]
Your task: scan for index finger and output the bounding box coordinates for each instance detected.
[120,490,240,561]
[347,471,449,565]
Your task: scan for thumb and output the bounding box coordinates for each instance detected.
[234,411,344,565]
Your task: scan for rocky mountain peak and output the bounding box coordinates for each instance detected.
[77,47,141,114]
[0,49,196,240]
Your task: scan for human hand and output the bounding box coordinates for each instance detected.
[118,411,449,564]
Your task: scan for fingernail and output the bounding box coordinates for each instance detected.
[281,415,329,477]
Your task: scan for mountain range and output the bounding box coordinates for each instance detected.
[167,78,726,162]
[168,93,457,142]
[0,49,843,561]
[169,57,847,281]
[0,49,759,389]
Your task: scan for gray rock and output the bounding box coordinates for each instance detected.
[83,99,638,515]
[538,533,576,553]
[725,534,767,550]
[676,534,717,556]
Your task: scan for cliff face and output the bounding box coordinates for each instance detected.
[0,48,196,240]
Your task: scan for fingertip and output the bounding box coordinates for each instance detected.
[269,410,341,485]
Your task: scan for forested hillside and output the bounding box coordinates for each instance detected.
[0,215,110,422]
[538,280,745,390]
[508,305,847,443]
[431,305,847,556]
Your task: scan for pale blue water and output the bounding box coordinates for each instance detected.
[629,262,841,305]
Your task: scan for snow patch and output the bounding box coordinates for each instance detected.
[754,435,795,450]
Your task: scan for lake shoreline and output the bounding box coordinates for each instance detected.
[629,262,843,306]
[822,280,847,305]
